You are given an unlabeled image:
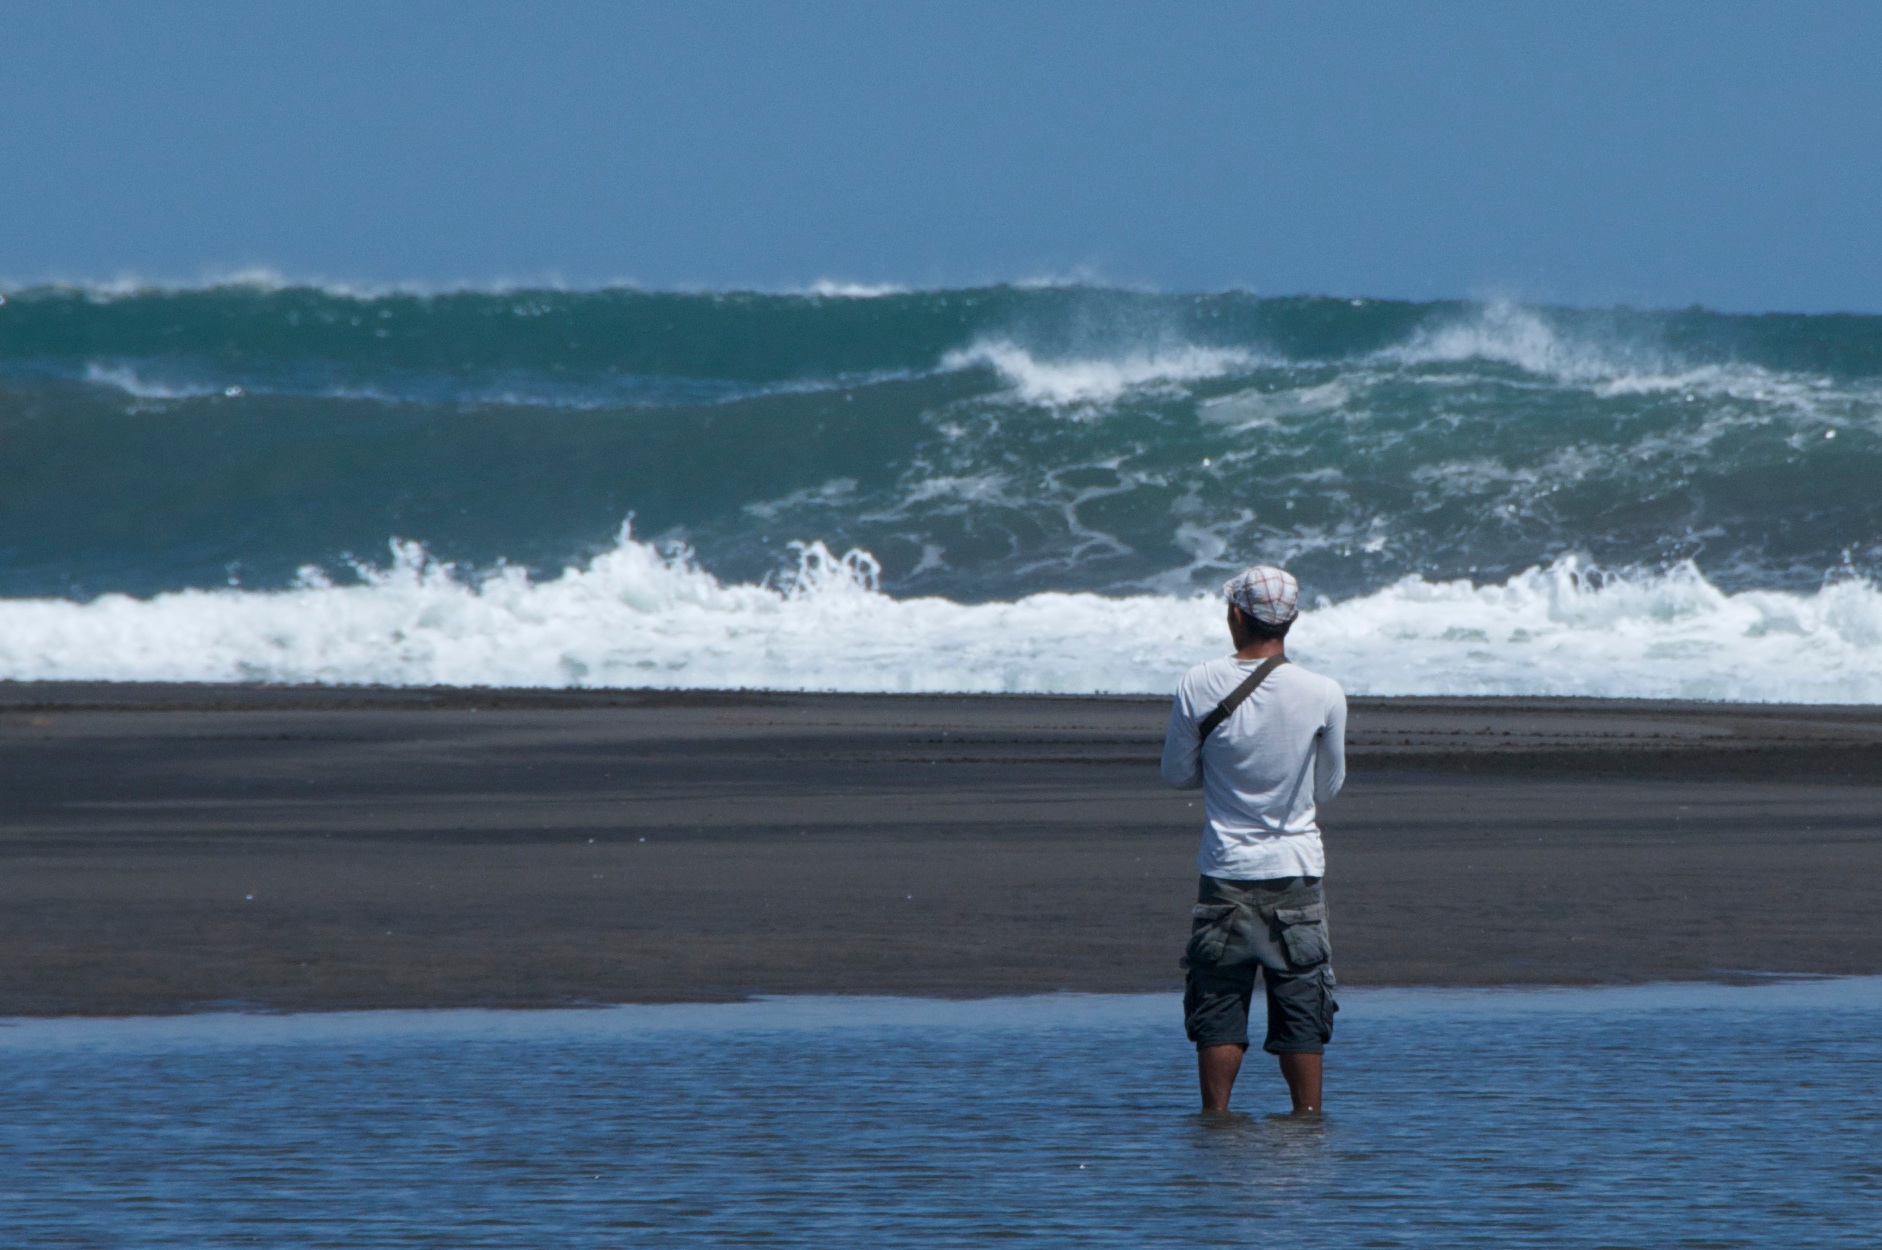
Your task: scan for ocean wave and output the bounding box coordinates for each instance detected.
[8,272,940,302]
[81,363,229,400]
[0,269,513,302]
[7,273,956,302]
[1308,558,1882,701]
[1370,300,1874,415]
[940,338,1262,407]
[1,531,1877,701]
[8,284,1881,611]
[800,279,910,299]
[1377,300,1649,380]
[71,358,913,411]
[9,284,1879,388]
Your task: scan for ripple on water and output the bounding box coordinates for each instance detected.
[1,980,1878,1247]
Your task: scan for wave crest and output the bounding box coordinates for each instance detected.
[1380,300,1661,380]
[1309,558,1882,700]
[941,338,1260,406]
[2,534,1879,701]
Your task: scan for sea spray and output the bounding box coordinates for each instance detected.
[2,527,1878,700]
[939,339,1264,407]
[3,283,1880,699]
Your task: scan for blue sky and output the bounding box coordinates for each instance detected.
[4,1,1877,311]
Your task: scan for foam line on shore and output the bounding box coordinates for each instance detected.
[2,527,1880,701]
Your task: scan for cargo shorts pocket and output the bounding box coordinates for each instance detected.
[1182,903,1240,970]
[1273,903,1331,970]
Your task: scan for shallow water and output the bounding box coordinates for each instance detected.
[3,981,1878,1248]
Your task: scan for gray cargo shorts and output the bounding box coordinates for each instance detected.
[1182,874,1338,1054]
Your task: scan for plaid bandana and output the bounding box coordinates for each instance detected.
[1222,565,1300,625]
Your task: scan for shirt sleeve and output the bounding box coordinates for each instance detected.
[1159,684,1204,790]
[1313,684,1347,804]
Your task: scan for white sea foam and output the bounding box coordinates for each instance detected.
[5,270,482,301]
[1387,301,1699,390]
[73,359,912,412]
[942,339,1260,407]
[801,279,909,299]
[1197,379,1355,429]
[1375,300,1871,418]
[81,363,225,400]
[1304,559,1882,702]
[1,531,1879,701]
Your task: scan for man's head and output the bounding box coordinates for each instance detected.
[1222,565,1299,647]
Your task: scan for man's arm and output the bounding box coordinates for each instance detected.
[1160,688,1204,790]
[1313,686,1347,804]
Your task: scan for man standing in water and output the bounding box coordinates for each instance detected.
[1161,566,1347,1115]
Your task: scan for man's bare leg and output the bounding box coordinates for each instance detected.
[1201,1046,1324,1113]
[1278,1051,1323,1115]
[1198,1043,1246,1112]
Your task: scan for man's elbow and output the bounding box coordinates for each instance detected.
[1160,762,1203,790]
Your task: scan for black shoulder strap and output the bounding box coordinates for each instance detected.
[1197,655,1287,742]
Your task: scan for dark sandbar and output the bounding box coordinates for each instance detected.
[2,682,1878,1014]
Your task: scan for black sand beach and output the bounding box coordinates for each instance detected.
[1,682,1877,1015]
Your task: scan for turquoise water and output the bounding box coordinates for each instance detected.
[4,285,1879,604]
[6,285,1882,698]
[2,980,1877,1247]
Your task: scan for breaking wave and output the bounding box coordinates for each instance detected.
[941,338,1262,407]
[1,528,1878,702]
[5,282,1882,699]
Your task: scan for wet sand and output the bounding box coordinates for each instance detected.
[1,682,1878,1014]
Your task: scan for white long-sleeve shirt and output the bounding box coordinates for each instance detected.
[1160,655,1348,880]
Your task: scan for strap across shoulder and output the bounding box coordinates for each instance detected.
[1196,655,1287,742]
